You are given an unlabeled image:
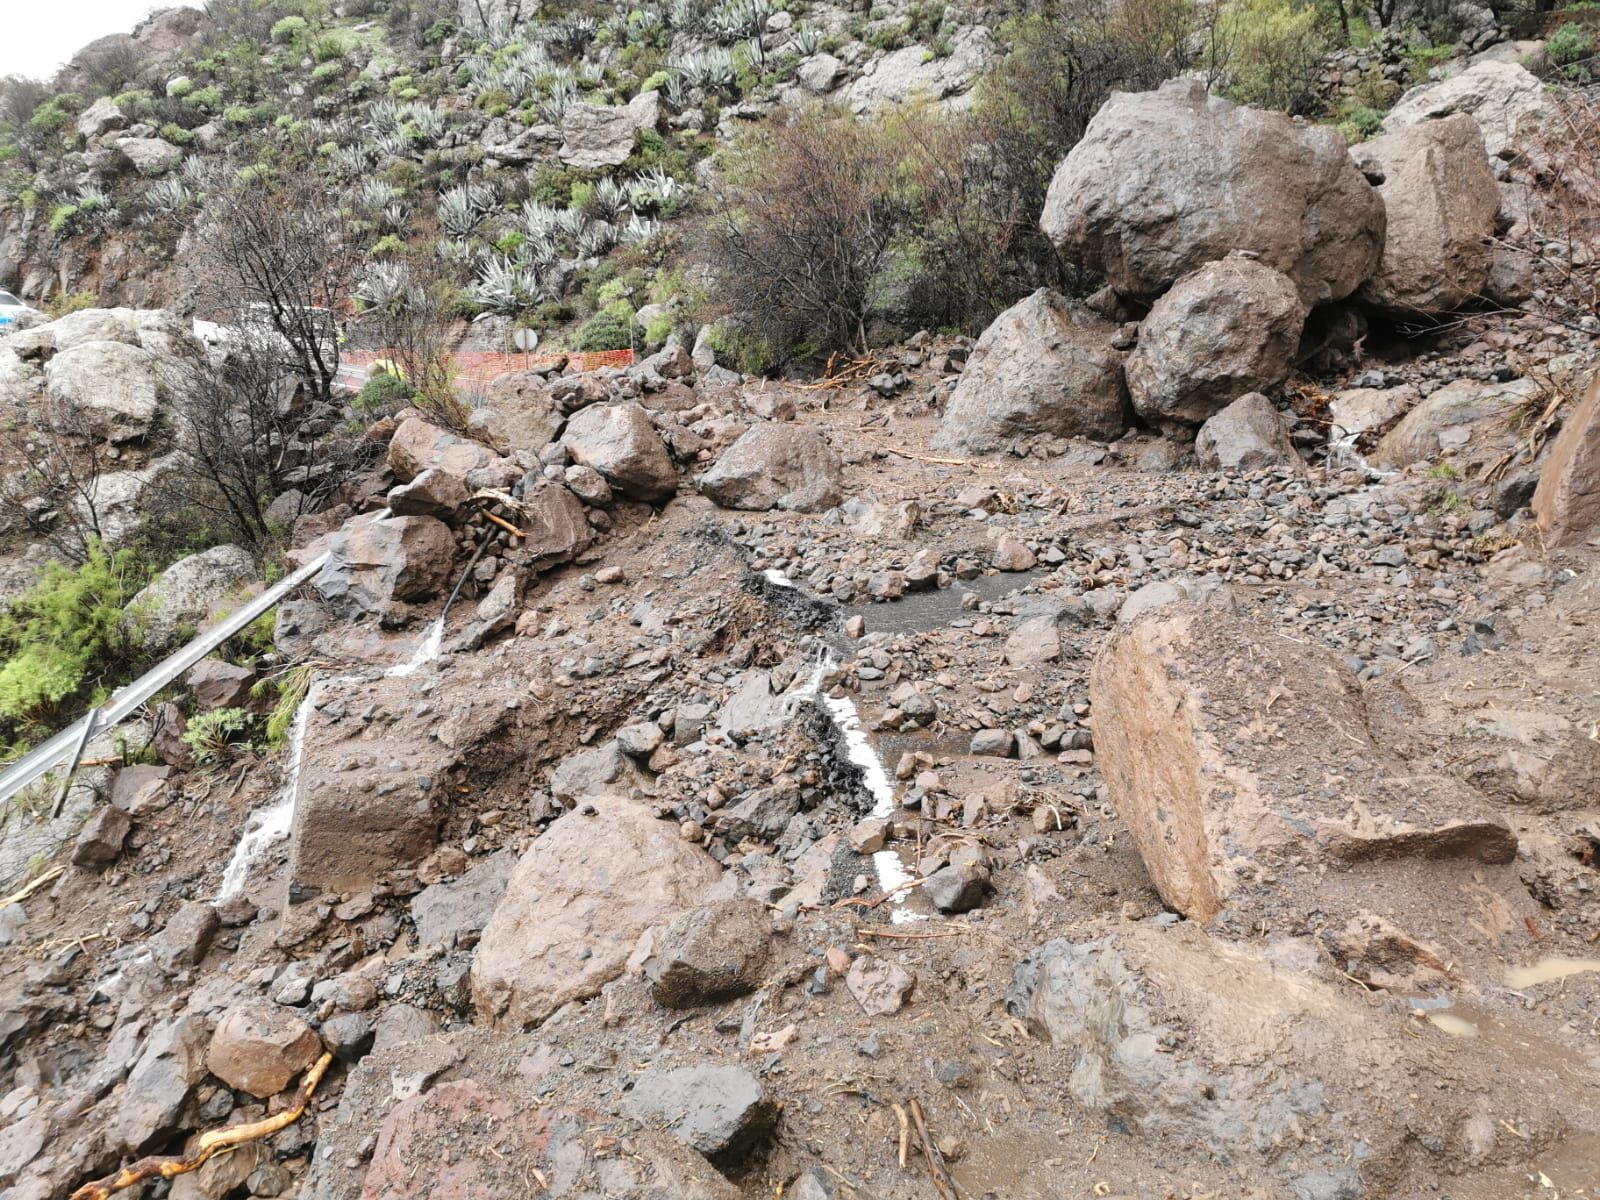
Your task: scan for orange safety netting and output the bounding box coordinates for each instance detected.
[341,348,635,388]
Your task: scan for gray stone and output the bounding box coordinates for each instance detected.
[624,1065,777,1162]
[77,96,127,139]
[43,339,161,442]
[970,729,1015,757]
[184,658,256,711]
[72,805,131,869]
[314,514,454,616]
[389,468,471,519]
[115,136,183,175]
[1194,393,1302,472]
[153,901,219,972]
[647,898,771,1008]
[1351,113,1500,315]
[1042,78,1383,305]
[1382,60,1557,163]
[845,955,915,1015]
[410,851,514,950]
[699,424,844,513]
[933,289,1128,451]
[922,862,992,913]
[1125,255,1306,426]
[550,740,648,804]
[472,797,721,1028]
[562,402,677,502]
[130,544,256,653]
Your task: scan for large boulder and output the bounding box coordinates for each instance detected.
[1351,113,1501,315]
[130,544,257,652]
[843,26,992,112]
[1124,255,1306,426]
[76,96,127,140]
[1372,376,1540,471]
[1089,599,1516,924]
[698,424,844,512]
[1193,392,1301,473]
[1005,921,1600,1190]
[561,402,677,502]
[932,289,1128,451]
[1041,78,1383,305]
[43,340,161,441]
[623,1066,776,1163]
[471,797,720,1028]
[518,480,593,564]
[115,137,183,176]
[1532,376,1600,547]
[1382,60,1558,163]
[313,514,454,616]
[472,371,563,458]
[387,415,516,489]
[558,99,652,171]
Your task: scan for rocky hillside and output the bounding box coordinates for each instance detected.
[2,1,1600,1199]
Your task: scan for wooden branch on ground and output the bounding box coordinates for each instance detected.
[909,1098,959,1200]
[69,1053,334,1200]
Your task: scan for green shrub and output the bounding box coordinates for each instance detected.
[185,86,223,112]
[312,31,352,63]
[271,15,308,44]
[28,102,71,138]
[1337,105,1385,143]
[1215,0,1331,114]
[223,104,255,126]
[573,309,640,351]
[643,309,676,345]
[48,290,98,316]
[371,233,405,255]
[167,76,195,99]
[1549,22,1593,80]
[49,204,80,234]
[0,542,146,737]
[160,123,195,144]
[182,706,252,763]
[356,369,415,412]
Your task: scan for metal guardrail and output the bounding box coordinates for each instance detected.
[0,550,332,808]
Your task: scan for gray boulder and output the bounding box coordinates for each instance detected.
[558,101,645,171]
[1125,255,1306,426]
[1194,393,1302,473]
[1041,78,1383,305]
[562,402,677,502]
[699,424,843,512]
[314,514,455,616]
[1381,60,1558,163]
[130,544,256,652]
[115,137,183,176]
[472,371,563,457]
[1351,113,1501,316]
[43,340,161,441]
[624,1065,777,1163]
[932,289,1128,451]
[77,96,127,139]
[1372,377,1540,471]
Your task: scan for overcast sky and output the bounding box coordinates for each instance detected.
[1,1,202,81]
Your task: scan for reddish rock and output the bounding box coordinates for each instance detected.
[207,1003,323,1098]
[387,416,516,488]
[1532,376,1600,547]
[184,658,256,711]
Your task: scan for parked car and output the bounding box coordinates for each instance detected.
[0,289,41,328]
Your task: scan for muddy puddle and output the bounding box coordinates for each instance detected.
[842,568,1042,636]
[1505,957,1600,989]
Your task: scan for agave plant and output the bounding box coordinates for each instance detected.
[145,177,194,215]
[591,177,629,220]
[520,200,562,239]
[355,261,412,313]
[667,0,706,31]
[382,202,411,234]
[708,0,771,42]
[402,104,447,143]
[368,98,403,134]
[663,71,691,109]
[358,179,401,212]
[628,166,688,215]
[372,130,410,161]
[791,24,821,56]
[622,214,660,245]
[672,47,738,91]
[438,186,482,239]
[473,255,540,314]
[554,206,591,242]
[578,220,621,257]
[540,78,580,123]
[545,13,598,55]
[332,145,373,177]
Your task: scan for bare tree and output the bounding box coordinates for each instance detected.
[355,252,468,429]
[704,106,907,365]
[0,397,117,564]
[191,166,360,405]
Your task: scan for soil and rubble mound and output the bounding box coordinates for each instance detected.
[4,40,1600,1200]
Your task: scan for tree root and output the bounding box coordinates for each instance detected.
[69,1052,334,1200]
